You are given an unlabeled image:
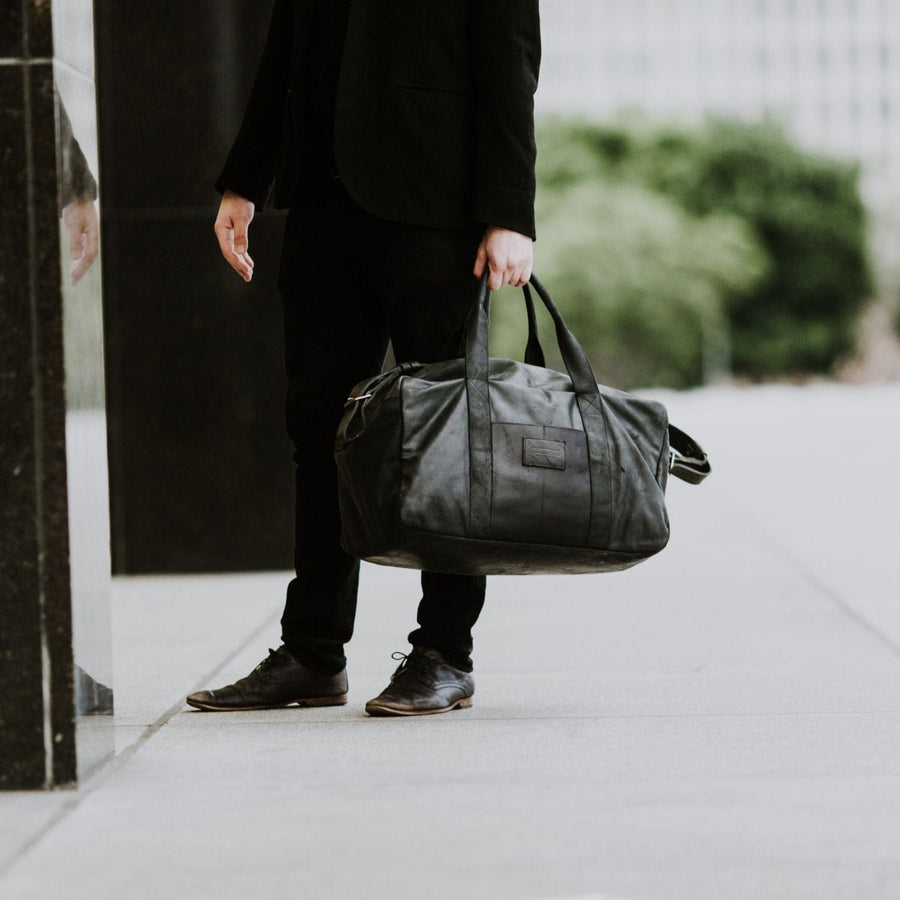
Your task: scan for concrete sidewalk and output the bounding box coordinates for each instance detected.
[2,383,900,900]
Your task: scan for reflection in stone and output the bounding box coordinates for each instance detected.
[1,0,112,790]
[57,96,99,285]
[57,96,97,207]
[74,664,114,716]
[54,10,114,781]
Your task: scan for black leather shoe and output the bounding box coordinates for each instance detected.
[185,646,348,711]
[365,647,474,717]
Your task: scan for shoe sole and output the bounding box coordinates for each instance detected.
[364,696,473,717]
[185,694,348,712]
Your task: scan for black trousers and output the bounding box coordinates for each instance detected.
[277,178,486,675]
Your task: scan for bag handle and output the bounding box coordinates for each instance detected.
[521,283,546,367]
[518,281,710,485]
[464,272,615,541]
[441,281,546,366]
[465,271,604,400]
[668,425,711,484]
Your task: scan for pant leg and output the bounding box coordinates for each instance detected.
[278,181,389,674]
[352,209,487,671]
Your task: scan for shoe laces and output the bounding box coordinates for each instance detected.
[389,650,434,685]
[250,648,282,681]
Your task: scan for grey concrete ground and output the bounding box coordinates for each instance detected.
[2,383,900,900]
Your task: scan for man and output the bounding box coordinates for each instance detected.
[187,0,540,716]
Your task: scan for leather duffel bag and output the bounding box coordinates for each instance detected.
[334,273,709,576]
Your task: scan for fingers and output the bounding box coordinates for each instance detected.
[71,222,99,285]
[81,206,99,267]
[473,241,488,279]
[214,218,254,282]
[70,254,90,285]
[69,222,83,260]
[233,216,249,256]
[490,259,531,290]
[62,201,100,285]
[214,192,255,282]
[474,226,534,291]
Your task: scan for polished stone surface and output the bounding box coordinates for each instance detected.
[99,215,290,573]
[0,26,76,791]
[27,0,53,58]
[0,5,22,59]
[95,2,293,573]
[2,383,900,897]
[0,0,112,789]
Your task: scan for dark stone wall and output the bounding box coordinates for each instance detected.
[1,1,78,790]
[95,1,294,574]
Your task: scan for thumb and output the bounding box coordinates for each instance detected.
[233,218,249,255]
[69,225,84,260]
[473,241,488,278]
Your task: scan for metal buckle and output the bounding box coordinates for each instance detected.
[344,392,373,408]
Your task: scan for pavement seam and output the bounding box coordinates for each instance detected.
[713,490,900,663]
[0,607,280,880]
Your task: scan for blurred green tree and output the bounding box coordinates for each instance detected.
[524,117,872,384]
[493,180,767,388]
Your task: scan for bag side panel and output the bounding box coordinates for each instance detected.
[600,392,671,553]
[335,393,404,559]
[398,377,470,538]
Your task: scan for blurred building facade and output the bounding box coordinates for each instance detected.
[538,0,900,207]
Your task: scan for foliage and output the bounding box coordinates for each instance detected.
[492,181,768,388]
[527,117,872,383]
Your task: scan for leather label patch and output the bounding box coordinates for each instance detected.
[522,438,566,470]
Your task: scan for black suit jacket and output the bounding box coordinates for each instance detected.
[216,0,541,239]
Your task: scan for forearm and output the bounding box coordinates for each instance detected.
[57,99,98,208]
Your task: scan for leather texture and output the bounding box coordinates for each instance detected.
[365,648,475,716]
[335,274,710,576]
[185,646,348,711]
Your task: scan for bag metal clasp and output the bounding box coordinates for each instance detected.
[344,392,373,408]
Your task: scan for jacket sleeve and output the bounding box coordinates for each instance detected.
[57,98,98,208]
[214,0,293,208]
[469,0,541,240]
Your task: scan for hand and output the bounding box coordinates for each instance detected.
[214,190,255,282]
[473,225,533,291]
[62,199,99,285]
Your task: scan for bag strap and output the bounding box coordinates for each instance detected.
[521,283,546,367]
[668,425,711,484]
[517,285,710,485]
[465,272,615,543]
[440,282,546,366]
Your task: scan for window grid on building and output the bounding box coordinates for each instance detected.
[537,0,900,206]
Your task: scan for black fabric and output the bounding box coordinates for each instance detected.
[215,0,542,675]
[335,274,710,576]
[278,179,485,674]
[299,0,350,178]
[215,0,541,238]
